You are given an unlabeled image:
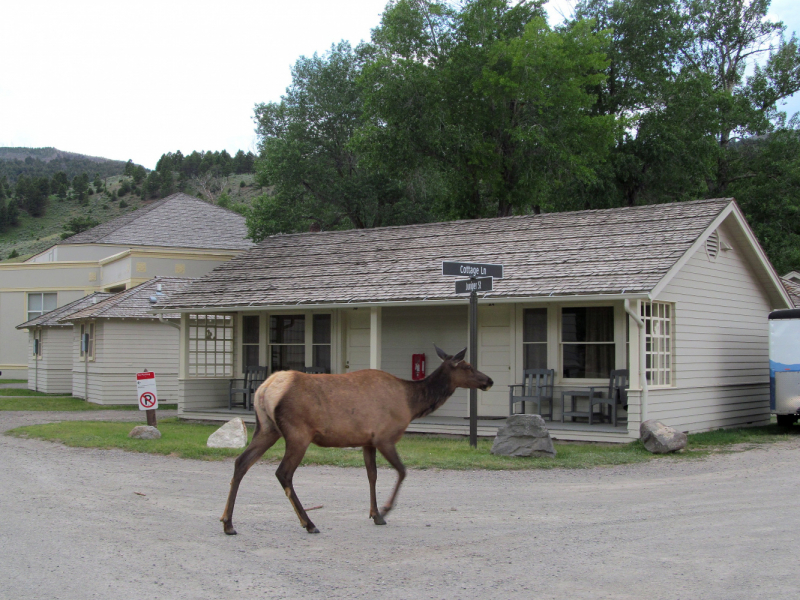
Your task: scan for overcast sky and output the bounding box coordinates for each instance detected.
[1,0,798,169]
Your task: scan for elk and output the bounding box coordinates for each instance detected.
[221,345,493,535]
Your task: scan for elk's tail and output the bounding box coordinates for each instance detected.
[252,376,281,437]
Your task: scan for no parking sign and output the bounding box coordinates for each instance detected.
[137,372,159,410]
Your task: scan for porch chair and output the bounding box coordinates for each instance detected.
[587,369,629,426]
[509,369,555,420]
[229,365,268,410]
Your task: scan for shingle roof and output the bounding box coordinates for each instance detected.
[781,277,800,308]
[61,277,194,321]
[16,292,116,329]
[160,198,733,310]
[59,193,254,250]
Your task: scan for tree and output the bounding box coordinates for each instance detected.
[132,165,147,186]
[63,216,100,235]
[71,172,90,202]
[124,159,135,177]
[358,0,615,218]
[51,171,69,199]
[144,171,161,198]
[249,41,422,239]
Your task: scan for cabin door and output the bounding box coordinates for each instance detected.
[477,304,516,417]
[344,309,371,372]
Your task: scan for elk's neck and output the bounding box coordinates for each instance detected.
[407,367,457,420]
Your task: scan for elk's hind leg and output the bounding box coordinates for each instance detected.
[221,419,281,535]
[377,442,406,518]
[363,446,386,525]
[275,435,318,533]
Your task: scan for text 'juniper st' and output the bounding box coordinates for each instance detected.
[221,345,493,535]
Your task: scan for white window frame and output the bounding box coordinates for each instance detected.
[33,328,43,360]
[27,292,57,322]
[79,321,95,361]
[642,301,674,387]
[188,314,234,378]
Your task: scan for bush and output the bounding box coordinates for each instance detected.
[217,193,231,208]
[240,180,246,188]
[102,204,109,210]
[119,200,129,208]
[8,249,19,259]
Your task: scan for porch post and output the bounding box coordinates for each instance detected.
[625,300,643,438]
[179,313,188,380]
[370,307,382,370]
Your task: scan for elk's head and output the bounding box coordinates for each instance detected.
[434,345,493,391]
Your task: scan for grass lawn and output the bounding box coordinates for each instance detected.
[0,388,72,397]
[0,396,177,411]
[7,419,797,469]
[0,379,28,384]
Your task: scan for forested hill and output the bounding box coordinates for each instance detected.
[0,147,138,183]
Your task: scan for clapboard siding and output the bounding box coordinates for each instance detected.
[72,320,179,404]
[652,219,773,431]
[381,305,469,418]
[27,328,75,393]
[179,379,230,413]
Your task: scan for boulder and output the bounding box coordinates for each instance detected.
[640,420,687,454]
[491,414,556,458]
[129,425,161,440]
[207,418,248,449]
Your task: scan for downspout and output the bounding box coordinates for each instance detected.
[624,299,648,424]
[158,315,181,330]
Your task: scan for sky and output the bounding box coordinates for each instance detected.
[1,0,798,169]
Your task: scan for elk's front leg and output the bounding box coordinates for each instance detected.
[363,446,386,525]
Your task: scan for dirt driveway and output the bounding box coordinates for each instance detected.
[1,410,798,600]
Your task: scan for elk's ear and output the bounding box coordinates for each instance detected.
[452,347,467,362]
[434,344,450,361]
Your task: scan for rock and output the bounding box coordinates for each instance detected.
[491,415,556,457]
[128,425,161,440]
[640,420,687,453]
[207,418,248,449]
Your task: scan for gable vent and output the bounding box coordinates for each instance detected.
[706,230,720,261]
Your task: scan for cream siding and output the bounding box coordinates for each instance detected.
[651,219,774,431]
[178,379,231,414]
[27,327,74,393]
[380,305,469,417]
[72,320,179,404]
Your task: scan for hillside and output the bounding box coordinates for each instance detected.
[0,173,261,261]
[0,147,141,184]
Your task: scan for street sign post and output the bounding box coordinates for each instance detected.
[443,261,504,447]
[137,371,159,427]
[454,277,493,294]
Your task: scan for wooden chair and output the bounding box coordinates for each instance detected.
[588,369,629,426]
[509,369,555,420]
[303,366,327,374]
[229,365,268,410]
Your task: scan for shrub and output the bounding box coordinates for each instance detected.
[8,249,19,259]
[217,193,231,208]
[240,180,246,188]
[119,200,128,208]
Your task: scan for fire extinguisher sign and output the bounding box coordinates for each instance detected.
[136,371,158,410]
[412,354,426,381]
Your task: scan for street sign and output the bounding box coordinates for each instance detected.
[442,261,503,279]
[455,277,493,294]
[137,371,159,411]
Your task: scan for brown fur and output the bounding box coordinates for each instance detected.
[220,346,492,535]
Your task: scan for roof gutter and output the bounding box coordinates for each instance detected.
[624,298,648,424]
[150,292,652,314]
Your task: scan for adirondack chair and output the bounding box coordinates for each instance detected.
[509,369,555,420]
[587,369,629,426]
[229,365,268,410]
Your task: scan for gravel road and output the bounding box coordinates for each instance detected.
[1,410,798,600]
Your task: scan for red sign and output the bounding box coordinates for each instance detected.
[136,371,158,410]
[137,372,155,381]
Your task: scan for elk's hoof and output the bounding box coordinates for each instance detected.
[223,525,237,535]
[307,526,320,534]
[372,514,387,525]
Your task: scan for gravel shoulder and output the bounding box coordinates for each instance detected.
[1,410,798,600]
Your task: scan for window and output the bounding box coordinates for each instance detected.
[561,307,615,378]
[312,314,332,373]
[523,308,547,369]
[242,315,260,369]
[79,322,95,360]
[642,301,673,386]
[28,292,57,321]
[33,329,43,359]
[189,314,233,377]
[270,315,306,373]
